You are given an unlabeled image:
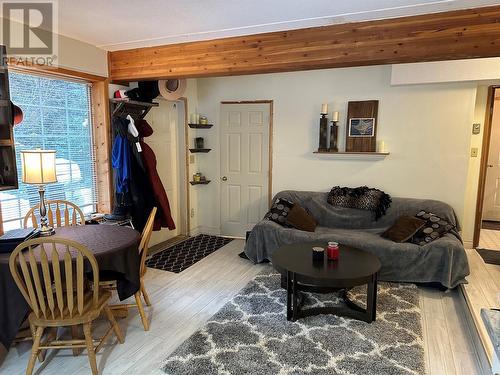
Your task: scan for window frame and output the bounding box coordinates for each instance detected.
[0,65,112,235]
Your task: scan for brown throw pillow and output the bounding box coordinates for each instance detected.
[381,216,426,243]
[286,204,317,232]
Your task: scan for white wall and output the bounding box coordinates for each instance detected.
[1,19,108,77]
[463,86,489,245]
[391,58,500,86]
[58,34,108,76]
[195,65,481,241]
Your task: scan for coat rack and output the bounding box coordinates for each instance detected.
[110,98,159,121]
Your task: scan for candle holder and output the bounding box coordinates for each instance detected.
[318,113,328,151]
[328,120,339,152]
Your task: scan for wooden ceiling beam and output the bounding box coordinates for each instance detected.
[109,5,500,82]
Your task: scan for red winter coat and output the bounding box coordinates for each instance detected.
[135,119,176,231]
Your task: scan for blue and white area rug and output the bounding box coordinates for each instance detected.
[161,270,425,375]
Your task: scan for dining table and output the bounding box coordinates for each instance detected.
[0,224,141,356]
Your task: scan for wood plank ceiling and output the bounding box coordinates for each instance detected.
[109,5,500,82]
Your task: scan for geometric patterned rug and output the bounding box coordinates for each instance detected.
[145,234,233,273]
[161,270,425,374]
[476,248,500,265]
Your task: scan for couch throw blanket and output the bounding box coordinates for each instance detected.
[327,186,392,220]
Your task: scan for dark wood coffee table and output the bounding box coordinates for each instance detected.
[271,241,381,323]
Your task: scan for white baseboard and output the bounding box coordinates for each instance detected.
[463,240,473,249]
[189,226,221,236]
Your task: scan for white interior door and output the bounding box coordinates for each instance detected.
[220,103,270,237]
[484,95,500,221]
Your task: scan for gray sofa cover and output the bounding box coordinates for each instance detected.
[244,190,469,288]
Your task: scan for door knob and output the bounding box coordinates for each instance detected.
[221,176,228,181]
[488,164,494,168]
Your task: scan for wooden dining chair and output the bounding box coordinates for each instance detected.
[108,207,157,331]
[24,199,85,229]
[9,237,124,375]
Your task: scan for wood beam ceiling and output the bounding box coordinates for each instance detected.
[109,5,500,82]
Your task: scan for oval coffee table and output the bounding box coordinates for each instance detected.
[271,241,381,323]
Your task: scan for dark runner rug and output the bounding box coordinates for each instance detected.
[146,234,233,273]
[482,220,500,231]
[161,270,424,375]
[476,248,500,265]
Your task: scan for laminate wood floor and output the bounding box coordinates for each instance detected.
[461,248,500,374]
[0,240,490,375]
[479,229,500,251]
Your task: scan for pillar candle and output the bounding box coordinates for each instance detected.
[332,111,339,122]
[378,140,386,152]
[321,103,328,114]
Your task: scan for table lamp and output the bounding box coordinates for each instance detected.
[20,149,57,236]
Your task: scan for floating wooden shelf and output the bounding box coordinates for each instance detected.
[188,123,213,129]
[313,151,389,160]
[189,180,211,185]
[189,148,211,153]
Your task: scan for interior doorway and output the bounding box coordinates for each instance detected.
[219,101,273,237]
[475,86,500,251]
[145,98,188,246]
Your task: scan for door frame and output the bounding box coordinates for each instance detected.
[473,85,498,248]
[219,100,274,235]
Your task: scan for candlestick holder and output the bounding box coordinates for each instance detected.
[318,113,328,151]
[328,120,339,152]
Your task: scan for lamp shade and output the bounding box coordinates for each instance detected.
[20,150,57,184]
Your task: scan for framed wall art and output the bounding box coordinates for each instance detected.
[345,100,379,152]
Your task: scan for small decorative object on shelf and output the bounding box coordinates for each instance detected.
[195,137,204,149]
[189,113,200,124]
[199,116,208,125]
[318,103,329,152]
[328,111,339,152]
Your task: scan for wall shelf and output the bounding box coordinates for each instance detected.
[313,151,389,160]
[189,180,211,185]
[110,98,159,119]
[188,123,213,129]
[189,148,211,153]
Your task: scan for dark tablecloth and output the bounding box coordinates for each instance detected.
[0,225,140,351]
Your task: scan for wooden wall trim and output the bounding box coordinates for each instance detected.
[110,5,500,81]
[473,85,498,248]
[9,64,107,83]
[91,80,113,213]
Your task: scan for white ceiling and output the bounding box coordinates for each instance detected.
[57,0,500,51]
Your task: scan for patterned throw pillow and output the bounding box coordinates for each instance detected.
[410,211,455,245]
[264,198,294,227]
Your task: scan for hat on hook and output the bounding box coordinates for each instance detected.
[12,102,23,126]
[158,79,186,101]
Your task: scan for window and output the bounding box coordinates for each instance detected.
[0,71,97,231]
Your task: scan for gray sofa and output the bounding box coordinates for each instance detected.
[244,190,470,289]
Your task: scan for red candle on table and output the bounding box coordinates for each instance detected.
[327,241,339,260]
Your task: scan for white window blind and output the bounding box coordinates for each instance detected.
[0,71,97,231]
